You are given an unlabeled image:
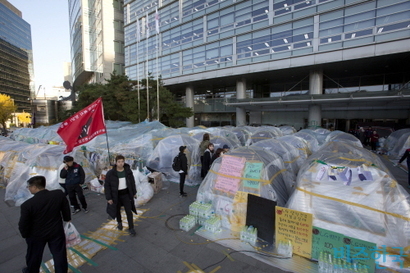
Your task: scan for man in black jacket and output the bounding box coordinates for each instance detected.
[60,156,88,214]
[178,146,188,197]
[19,176,71,273]
[104,155,137,236]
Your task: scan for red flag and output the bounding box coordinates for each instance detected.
[57,97,106,154]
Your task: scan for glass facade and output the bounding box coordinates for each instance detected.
[125,0,410,87]
[0,2,33,111]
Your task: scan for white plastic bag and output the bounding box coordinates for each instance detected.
[135,182,154,207]
[64,222,81,247]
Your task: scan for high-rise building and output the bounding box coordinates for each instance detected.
[68,0,125,88]
[0,0,33,111]
[124,0,410,130]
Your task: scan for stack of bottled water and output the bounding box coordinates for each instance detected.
[276,239,293,258]
[204,213,222,233]
[196,203,213,225]
[189,201,201,217]
[179,215,196,232]
[240,225,258,244]
[318,252,369,273]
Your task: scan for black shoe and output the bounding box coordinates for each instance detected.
[128,228,136,236]
[180,192,187,197]
[117,222,123,231]
[83,208,89,214]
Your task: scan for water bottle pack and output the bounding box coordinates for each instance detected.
[240,225,258,244]
[179,215,196,232]
[318,251,369,273]
[276,239,293,258]
[204,214,222,233]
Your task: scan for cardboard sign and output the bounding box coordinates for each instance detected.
[275,206,313,259]
[246,194,276,244]
[311,226,344,260]
[243,161,263,190]
[215,155,246,194]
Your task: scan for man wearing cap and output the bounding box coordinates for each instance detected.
[222,144,230,154]
[60,156,88,214]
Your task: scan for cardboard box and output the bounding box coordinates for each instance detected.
[148,172,162,194]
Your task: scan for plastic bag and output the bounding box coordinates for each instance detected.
[64,222,81,247]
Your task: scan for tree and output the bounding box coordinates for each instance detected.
[0,94,17,134]
[70,73,193,127]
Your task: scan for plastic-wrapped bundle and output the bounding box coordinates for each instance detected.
[146,134,201,185]
[294,130,320,153]
[325,131,363,148]
[196,146,291,231]
[231,127,252,146]
[279,125,297,136]
[206,128,241,145]
[384,129,410,155]
[387,130,410,160]
[287,141,410,249]
[313,128,330,145]
[252,138,300,180]
[0,138,31,185]
[277,135,311,165]
[250,128,283,144]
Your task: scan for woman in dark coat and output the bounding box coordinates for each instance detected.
[201,143,214,178]
[104,155,137,236]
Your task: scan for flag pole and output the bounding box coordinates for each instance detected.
[104,125,112,165]
[156,33,159,121]
[146,12,149,121]
[136,17,141,123]
[155,8,160,121]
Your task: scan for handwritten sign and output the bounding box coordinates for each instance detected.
[243,161,263,190]
[275,206,313,259]
[215,155,246,194]
[311,226,344,260]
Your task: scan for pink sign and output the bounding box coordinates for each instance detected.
[215,155,246,194]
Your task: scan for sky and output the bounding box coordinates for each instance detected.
[8,0,71,96]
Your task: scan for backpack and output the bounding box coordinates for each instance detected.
[172,155,181,172]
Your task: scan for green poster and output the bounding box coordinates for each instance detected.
[311,226,345,260]
[243,162,263,189]
[340,236,376,273]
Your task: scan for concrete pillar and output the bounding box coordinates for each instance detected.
[308,69,323,128]
[186,86,194,128]
[236,78,246,126]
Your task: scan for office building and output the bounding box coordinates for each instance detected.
[0,0,33,111]
[68,0,125,88]
[124,0,410,130]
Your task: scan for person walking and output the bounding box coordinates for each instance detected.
[397,148,410,188]
[19,175,71,273]
[60,156,88,214]
[178,146,189,197]
[201,143,214,178]
[104,155,137,236]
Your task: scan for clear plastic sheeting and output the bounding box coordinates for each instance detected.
[286,141,410,250]
[277,135,311,164]
[294,130,320,153]
[279,125,297,136]
[0,138,98,206]
[252,138,300,178]
[385,129,410,159]
[325,131,363,148]
[230,127,252,146]
[196,146,292,231]
[250,128,283,144]
[384,129,410,154]
[146,134,201,186]
[313,128,331,145]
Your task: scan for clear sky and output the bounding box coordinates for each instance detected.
[8,0,71,96]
